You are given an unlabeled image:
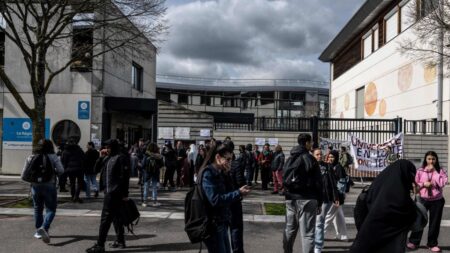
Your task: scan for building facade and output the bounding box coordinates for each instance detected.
[0,13,157,174]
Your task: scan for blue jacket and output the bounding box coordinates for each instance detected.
[201,165,241,224]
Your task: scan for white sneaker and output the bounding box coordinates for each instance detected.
[152,202,161,207]
[340,235,349,242]
[314,248,321,253]
[37,228,50,244]
[142,202,147,207]
[33,232,42,239]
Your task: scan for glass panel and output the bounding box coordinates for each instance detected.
[401,0,415,31]
[52,120,81,146]
[363,34,372,58]
[385,11,399,42]
[373,28,379,51]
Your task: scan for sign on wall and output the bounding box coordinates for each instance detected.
[268,138,278,146]
[255,138,265,146]
[78,101,90,120]
[349,133,403,172]
[3,118,50,150]
[158,127,173,139]
[200,129,211,137]
[175,127,190,139]
[319,137,350,155]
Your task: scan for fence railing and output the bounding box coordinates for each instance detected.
[404,120,447,135]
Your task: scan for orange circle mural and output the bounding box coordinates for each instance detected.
[344,94,350,110]
[364,82,378,116]
[398,63,413,91]
[424,65,436,84]
[379,99,387,117]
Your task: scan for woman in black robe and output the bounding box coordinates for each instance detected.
[350,159,417,253]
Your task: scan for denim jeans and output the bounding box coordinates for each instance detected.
[283,199,318,253]
[31,183,57,231]
[84,174,98,198]
[315,202,334,251]
[143,171,159,202]
[204,223,231,253]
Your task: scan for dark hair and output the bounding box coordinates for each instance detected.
[34,139,55,155]
[340,146,347,152]
[239,145,245,152]
[297,133,312,146]
[87,141,95,149]
[146,142,159,153]
[422,151,441,172]
[246,143,252,151]
[200,140,234,172]
[329,150,340,166]
[312,148,321,153]
[105,139,120,155]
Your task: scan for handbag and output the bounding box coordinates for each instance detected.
[410,195,428,232]
[119,198,140,234]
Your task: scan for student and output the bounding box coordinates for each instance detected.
[84,142,100,198]
[142,143,164,207]
[200,140,251,253]
[407,151,447,252]
[271,145,285,195]
[22,139,64,244]
[350,160,417,253]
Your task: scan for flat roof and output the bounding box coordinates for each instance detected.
[156,75,329,93]
[319,0,392,62]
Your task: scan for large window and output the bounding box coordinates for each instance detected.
[200,95,211,106]
[131,62,143,92]
[385,9,399,42]
[420,0,439,18]
[52,120,81,146]
[373,26,379,51]
[259,92,274,105]
[178,93,188,104]
[401,0,415,31]
[356,87,365,118]
[363,32,373,59]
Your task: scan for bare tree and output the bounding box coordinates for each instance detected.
[0,0,167,149]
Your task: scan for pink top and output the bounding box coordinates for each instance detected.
[415,167,448,201]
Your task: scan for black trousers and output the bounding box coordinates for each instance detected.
[409,198,445,247]
[253,165,260,183]
[67,170,84,200]
[163,166,176,188]
[97,192,125,247]
[230,201,244,253]
[261,166,270,190]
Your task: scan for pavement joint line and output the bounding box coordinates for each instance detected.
[1,207,450,227]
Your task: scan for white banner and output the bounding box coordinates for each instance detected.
[158,127,173,139]
[350,133,403,172]
[319,137,350,155]
[255,138,265,146]
[200,129,211,137]
[268,138,278,146]
[175,127,190,139]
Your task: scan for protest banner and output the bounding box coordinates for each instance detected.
[349,133,403,172]
[319,137,349,155]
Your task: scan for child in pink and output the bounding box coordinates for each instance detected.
[407,151,448,252]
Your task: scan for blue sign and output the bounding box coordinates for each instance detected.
[3,118,50,142]
[78,101,90,120]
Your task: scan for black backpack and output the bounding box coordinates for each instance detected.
[21,154,55,183]
[353,185,370,231]
[145,155,161,174]
[283,153,313,193]
[184,168,215,244]
[119,198,140,235]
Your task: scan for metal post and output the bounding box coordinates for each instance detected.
[438,26,444,121]
[311,116,319,148]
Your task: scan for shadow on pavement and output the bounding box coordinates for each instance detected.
[114,242,201,252]
[49,234,156,247]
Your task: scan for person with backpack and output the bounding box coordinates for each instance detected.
[283,133,322,253]
[61,138,86,203]
[323,150,349,242]
[21,139,64,244]
[407,151,447,252]
[350,160,418,253]
[338,146,352,174]
[86,139,131,253]
[84,142,100,198]
[312,148,339,253]
[258,143,273,190]
[141,143,164,207]
[198,140,250,253]
[271,145,285,195]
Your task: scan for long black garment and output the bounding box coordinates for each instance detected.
[350,160,417,253]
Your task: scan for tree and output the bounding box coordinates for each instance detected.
[0,0,167,149]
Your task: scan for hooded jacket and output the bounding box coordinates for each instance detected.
[142,151,164,178]
[61,144,85,173]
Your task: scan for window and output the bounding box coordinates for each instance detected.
[363,32,373,58]
[52,120,81,146]
[401,0,415,31]
[385,9,399,42]
[200,95,211,106]
[356,87,365,118]
[178,93,188,104]
[0,32,4,67]
[131,62,143,92]
[373,27,379,51]
[71,28,93,71]
[420,0,439,18]
[260,92,274,105]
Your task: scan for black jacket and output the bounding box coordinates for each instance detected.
[271,151,285,171]
[99,153,130,198]
[162,146,177,168]
[62,144,85,173]
[319,161,339,203]
[284,145,323,207]
[84,149,100,174]
[230,153,247,190]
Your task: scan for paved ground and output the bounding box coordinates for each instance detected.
[1,176,450,252]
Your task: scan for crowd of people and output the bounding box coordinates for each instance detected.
[20,133,448,253]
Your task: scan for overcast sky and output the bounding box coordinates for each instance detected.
[157,0,365,82]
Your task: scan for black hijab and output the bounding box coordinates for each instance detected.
[350,159,417,253]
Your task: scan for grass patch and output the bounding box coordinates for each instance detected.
[8,198,33,208]
[264,203,286,216]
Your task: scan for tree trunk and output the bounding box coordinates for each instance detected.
[31,95,46,152]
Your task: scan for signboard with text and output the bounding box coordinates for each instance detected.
[3,118,50,150]
[78,101,90,120]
